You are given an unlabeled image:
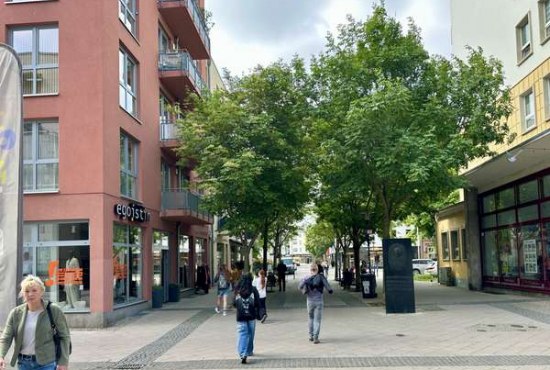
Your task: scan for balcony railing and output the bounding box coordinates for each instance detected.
[157,0,210,53]
[161,188,211,218]
[158,51,207,95]
[160,121,179,141]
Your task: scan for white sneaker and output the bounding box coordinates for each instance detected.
[223,311,228,316]
[215,307,220,314]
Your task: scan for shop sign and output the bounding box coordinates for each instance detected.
[114,203,151,223]
[44,260,84,287]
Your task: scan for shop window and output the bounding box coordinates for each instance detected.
[543,175,550,198]
[497,210,516,226]
[543,222,550,281]
[179,235,191,288]
[498,228,518,278]
[113,224,142,305]
[519,179,539,204]
[483,214,497,229]
[518,224,542,280]
[461,228,468,260]
[518,204,539,222]
[152,230,170,287]
[451,230,460,261]
[23,222,90,312]
[542,200,550,218]
[483,194,496,213]
[483,231,498,277]
[441,232,450,260]
[497,188,515,210]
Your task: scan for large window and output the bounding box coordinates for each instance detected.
[119,49,137,116]
[152,230,169,287]
[539,0,550,42]
[516,14,532,63]
[451,230,460,261]
[9,26,59,95]
[120,133,138,199]
[521,89,536,132]
[441,232,450,261]
[498,228,518,278]
[483,231,498,277]
[518,224,542,280]
[24,222,90,312]
[161,160,171,190]
[113,224,142,305]
[119,0,137,35]
[178,234,191,289]
[23,121,59,192]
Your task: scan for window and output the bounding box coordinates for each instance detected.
[9,26,58,95]
[24,222,90,312]
[120,133,138,199]
[119,49,137,116]
[158,27,170,52]
[113,224,142,305]
[461,228,468,260]
[519,179,539,204]
[152,230,169,287]
[518,224,542,280]
[497,188,515,210]
[483,231,498,277]
[161,160,170,190]
[451,230,460,261]
[23,121,59,192]
[544,174,550,197]
[441,232,450,260]
[498,228,518,278]
[119,0,136,35]
[483,194,496,213]
[178,234,191,288]
[516,14,532,63]
[539,0,550,42]
[521,89,536,132]
[544,75,550,120]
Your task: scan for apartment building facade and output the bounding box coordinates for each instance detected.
[437,0,550,293]
[0,0,213,327]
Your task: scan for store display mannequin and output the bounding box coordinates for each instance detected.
[65,252,81,308]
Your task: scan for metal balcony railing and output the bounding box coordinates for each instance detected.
[158,51,207,95]
[161,188,211,219]
[160,121,179,141]
[157,0,211,53]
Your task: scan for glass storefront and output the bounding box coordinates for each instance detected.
[23,222,90,312]
[152,230,170,287]
[178,234,191,288]
[113,224,142,305]
[480,171,550,290]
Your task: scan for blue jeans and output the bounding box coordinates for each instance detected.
[18,357,57,370]
[307,300,323,339]
[236,320,256,358]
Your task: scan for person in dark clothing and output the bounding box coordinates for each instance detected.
[233,273,260,364]
[276,261,288,291]
[317,263,324,275]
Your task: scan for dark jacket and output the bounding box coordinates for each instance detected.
[234,287,260,322]
[276,262,287,277]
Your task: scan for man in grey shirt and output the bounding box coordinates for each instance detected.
[298,263,333,344]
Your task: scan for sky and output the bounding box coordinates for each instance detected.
[206,0,452,77]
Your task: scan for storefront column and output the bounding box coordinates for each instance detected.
[465,187,483,290]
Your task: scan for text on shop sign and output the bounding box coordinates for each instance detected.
[114,203,151,223]
[45,260,83,287]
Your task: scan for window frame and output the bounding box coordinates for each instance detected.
[441,231,450,261]
[516,13,533,65]
[23,120,59,193]
[450,229,460,261]
[120,132,139,200]
[544,74,550,121]
[113,223,143,306]
[520,88,536,133]
[9,25,59,96]
[119,48,138,117]
[119,0,137,36]
[539,0,550,44]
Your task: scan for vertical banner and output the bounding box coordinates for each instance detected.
[0,44,23,326]
[383,238,415,314]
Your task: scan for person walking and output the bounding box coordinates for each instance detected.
[252,269,267,323]
[298,263,333,344]
[233,274,260,364]
[0,275,71,370]
[276,260,287,292]
[374,254,380,276]
[214,264,232,316]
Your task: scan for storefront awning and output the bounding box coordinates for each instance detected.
[464,129,550,192]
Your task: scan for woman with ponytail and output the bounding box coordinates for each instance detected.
[252,269,268,323]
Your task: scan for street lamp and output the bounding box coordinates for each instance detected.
[361,211,372,274]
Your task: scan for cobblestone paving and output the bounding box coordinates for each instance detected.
[491,302,550,325]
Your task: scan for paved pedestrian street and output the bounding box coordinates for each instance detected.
[10,267,550,370]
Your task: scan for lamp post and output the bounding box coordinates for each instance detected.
[360,211,372,274]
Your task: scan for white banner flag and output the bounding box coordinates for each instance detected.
[0,43,23,326]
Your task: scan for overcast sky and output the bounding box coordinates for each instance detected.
[206,0,452,77]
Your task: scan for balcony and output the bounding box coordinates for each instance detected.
[159,51,207,103]
[157,0,210,60]
[160,188,213,225]
[159,121,180,153]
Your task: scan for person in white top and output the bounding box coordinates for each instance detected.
[252,269,268,323]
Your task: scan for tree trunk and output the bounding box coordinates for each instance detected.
[241,245,252,273]
[383,208,393,239]
[352,234,362,292]
[262,221,269,272]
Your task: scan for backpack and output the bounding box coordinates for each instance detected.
[238,294,256,320]
[308,274,324,293]
[218,273,229,290]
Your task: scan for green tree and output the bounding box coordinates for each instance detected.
[311,5,512,240]
[305,220,334,259]
[176,60,312,271]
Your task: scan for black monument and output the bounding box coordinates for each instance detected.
[383,238,415,314]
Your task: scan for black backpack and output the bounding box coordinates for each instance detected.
[308,274,324,293]
[238,294,256,320]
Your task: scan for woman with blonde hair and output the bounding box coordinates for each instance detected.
[0,275,71,370]
[252,269,268,323]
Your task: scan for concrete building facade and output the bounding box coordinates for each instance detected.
[0,0,213,327]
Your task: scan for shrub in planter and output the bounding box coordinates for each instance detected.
[152,285,164,308]
[168,283,181,302]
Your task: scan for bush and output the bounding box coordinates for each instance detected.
[414,274,435,282]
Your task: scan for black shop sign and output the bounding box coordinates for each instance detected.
[114,203,151,223]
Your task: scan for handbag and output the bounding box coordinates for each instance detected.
[46,302,72,361]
